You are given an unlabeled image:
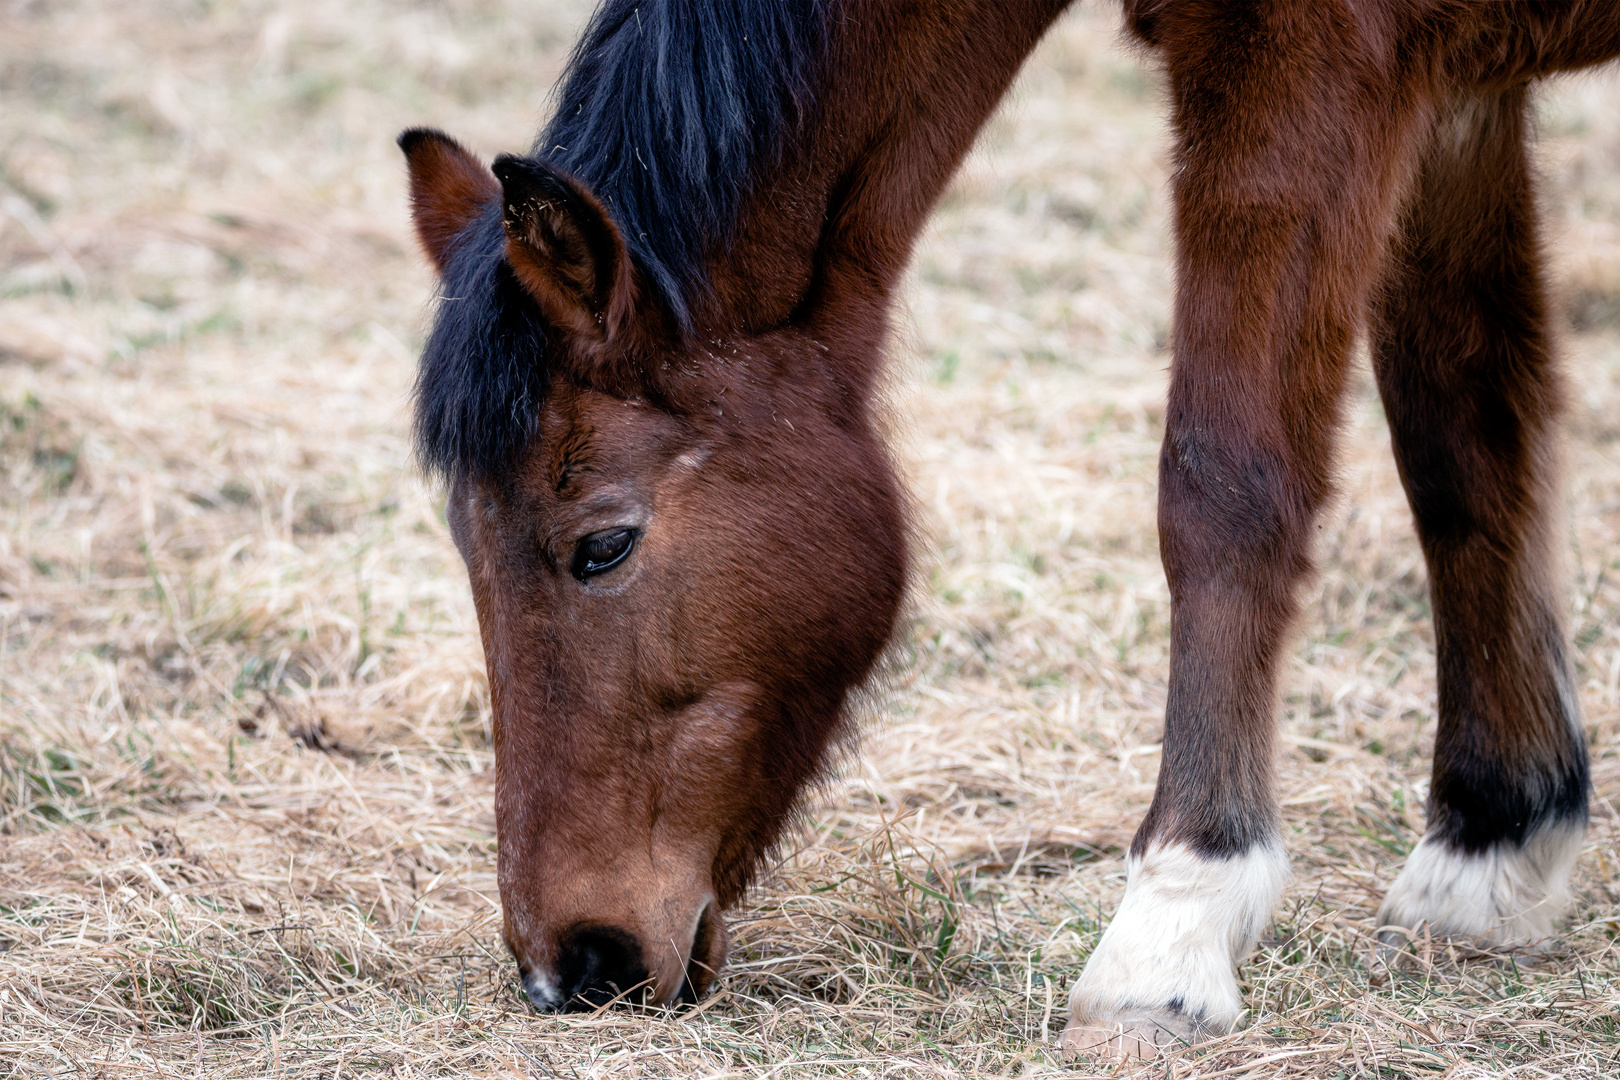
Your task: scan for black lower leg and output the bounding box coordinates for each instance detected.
[1371,86,1588,855]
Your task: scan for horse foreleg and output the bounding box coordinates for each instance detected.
[1061,5,1436,1056]
[1370,86,1588,948]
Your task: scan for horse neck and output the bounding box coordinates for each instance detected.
[705,0,1071,375]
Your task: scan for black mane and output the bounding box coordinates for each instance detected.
[414,0,832,482]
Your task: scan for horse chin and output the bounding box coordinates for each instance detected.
[633,889,728,1010]
[678,900,730,1004]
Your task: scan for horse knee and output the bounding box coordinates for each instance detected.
[1157,430,1318,595]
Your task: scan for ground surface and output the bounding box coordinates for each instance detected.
[5,2,1620,1077]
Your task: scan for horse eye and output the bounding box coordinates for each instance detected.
[570,528,636,581]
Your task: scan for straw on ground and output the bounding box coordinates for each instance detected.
[3,2,1620,1076]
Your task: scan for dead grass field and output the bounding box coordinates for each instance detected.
[5,2,1620,1076]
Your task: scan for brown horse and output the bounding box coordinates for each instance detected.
[399,0,1614,1056]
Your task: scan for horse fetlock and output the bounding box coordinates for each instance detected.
[1060,840,1289,1056]
[1377,820,1584,948]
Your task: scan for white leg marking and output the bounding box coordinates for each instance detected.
[1377,820,1584,945]
[1063,839,1289,1051]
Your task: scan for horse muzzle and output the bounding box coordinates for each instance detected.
[513,898,726,1013]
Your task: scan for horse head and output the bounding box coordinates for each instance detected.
[400,128,907,1009]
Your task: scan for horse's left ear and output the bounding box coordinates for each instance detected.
[491,155,643,353]
[399,128,500,275]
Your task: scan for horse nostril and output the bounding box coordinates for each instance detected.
[556,926,650,1011]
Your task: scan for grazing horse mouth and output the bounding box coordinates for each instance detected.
[521,925,649,1013]
[518,900,722,1013]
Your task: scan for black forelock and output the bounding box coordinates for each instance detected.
[414,204,550,484]
[413,0,832,483]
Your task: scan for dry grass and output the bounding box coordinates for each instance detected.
[4,2,1620,1076]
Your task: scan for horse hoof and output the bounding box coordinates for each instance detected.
[1376,823,1582,953]
[1058,1007,1203,1059]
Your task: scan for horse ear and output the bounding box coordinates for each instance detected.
[490,155,642,350]
[399,128,500,275]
